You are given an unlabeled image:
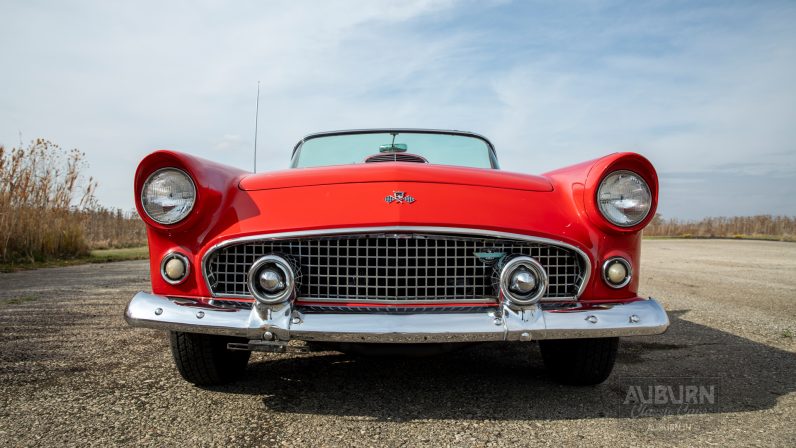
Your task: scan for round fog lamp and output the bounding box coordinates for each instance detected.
[603,257,631,288]
[248,255,295,304]
[498,256,548,306]
[160,252,190,285]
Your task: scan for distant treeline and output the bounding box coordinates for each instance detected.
[645,215,796,242]
[0,139,146,264]
[2,139,794,264]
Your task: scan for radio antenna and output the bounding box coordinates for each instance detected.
[253,81,260,173]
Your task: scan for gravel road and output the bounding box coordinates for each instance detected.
[1,239,794,447]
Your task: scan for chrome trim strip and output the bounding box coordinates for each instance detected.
[212,294,576,303]
[295,297,497,305]
[125,292,669,343]
[201,226,592,301]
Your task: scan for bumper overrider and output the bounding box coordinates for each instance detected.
[124,292,669,343]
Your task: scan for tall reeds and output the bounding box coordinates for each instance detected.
[0,139,145,263]
[80,208,147,250]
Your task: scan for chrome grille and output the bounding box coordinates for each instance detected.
[205,232,586,303]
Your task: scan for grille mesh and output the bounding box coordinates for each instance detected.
[205,233,585,303]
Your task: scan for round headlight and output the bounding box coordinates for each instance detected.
[141,168,196,225]
[597,170,652,227]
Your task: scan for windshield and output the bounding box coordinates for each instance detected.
[291,131,497,169]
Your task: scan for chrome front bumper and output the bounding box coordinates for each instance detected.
[124,292,669,343]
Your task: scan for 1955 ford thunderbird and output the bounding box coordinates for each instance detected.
[125,129,669,386]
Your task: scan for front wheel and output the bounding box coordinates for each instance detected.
[169,332,251,386]
[539,337,619,385]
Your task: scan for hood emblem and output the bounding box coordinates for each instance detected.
[385,191,415,204]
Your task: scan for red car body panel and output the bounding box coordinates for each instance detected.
[239,163,553,192]
[135,149,658,306]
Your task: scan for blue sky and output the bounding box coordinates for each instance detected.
[1,0,794,219]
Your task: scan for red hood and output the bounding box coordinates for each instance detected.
[239,163,553,192]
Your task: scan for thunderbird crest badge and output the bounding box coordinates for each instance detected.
[385,191,415,204]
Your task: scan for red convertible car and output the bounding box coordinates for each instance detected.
[125,129,669,386]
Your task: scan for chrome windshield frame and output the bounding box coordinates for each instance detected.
[290,128,500,169]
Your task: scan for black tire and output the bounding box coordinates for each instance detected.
[539,337,619,385]
[169,331,251,386]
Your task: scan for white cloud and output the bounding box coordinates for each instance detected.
[0,0,794,219]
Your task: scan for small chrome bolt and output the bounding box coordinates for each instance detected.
[520,332,531,341]
[196,311,205,319]
[629,314,640,323]
[154,308,163,316]
[493,318,503,326]
[291,316,302,325]
[263,331,274,340]
[585,315,598,324]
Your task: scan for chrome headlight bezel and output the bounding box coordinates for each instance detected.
[596,170,652,228]
[141,167,197,225]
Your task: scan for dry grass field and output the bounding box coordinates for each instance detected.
[0,141,146,267]
[0,239,794,447]
[645,215,796,242]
